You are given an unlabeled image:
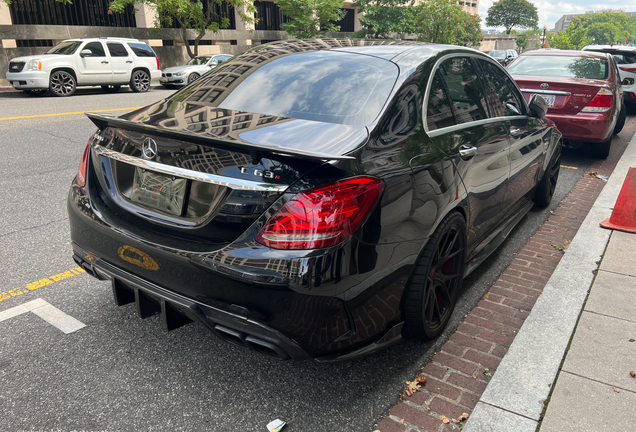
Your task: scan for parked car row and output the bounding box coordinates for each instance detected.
[5,37,232,97]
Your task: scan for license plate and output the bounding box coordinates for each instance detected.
[130,168,187,216]
[531,94,555,108]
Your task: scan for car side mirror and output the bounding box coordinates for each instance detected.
[80,49,92,58]
[528,94,548,118]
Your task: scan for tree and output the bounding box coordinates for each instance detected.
[350,0,412,39]
[485,0,538,35]
[586,22,628,45]
[274,0,345,39]
[408,0,482,47]
[110,0,256,58]
[516,34,528,51]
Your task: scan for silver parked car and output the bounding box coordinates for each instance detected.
[160,54,233,88]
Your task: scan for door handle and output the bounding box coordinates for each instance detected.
[126,60,133,64]
[510,128,523,137]
[459,145,478,160]
[101,61,109,64]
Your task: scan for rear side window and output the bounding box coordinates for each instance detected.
[182,50,399,126]
[507,55,609,79]
[127,42,156,57]
[612,53,636,64]
[477,59,525,117]
[426,72,455,131]
[83,42,105,57]
[438,57,488,124]
[107,42,129,57]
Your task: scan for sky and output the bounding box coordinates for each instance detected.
[478,0,634,31]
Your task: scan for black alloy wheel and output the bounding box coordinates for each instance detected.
[534,146,561,207]
[24,89,47,96]
[49,71,76,97]
[187,73,200,84]
[101,85,121,93]
[404,211,466,340]
[130,70,150,92]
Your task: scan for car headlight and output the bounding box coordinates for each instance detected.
[28,59,42,71]
[175,72,186,76]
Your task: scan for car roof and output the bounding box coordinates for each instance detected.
[256,39,476,62]
[582,45,636,53]
[63,37,147,43]
[519,49,610,58]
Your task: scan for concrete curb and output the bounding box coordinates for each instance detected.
[463,134,636,432]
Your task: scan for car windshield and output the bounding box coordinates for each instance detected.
[46,41,82,55]
[178,50,399,126]
[507,55,609,79]
[489,50,506,58]
[186,56,212,66]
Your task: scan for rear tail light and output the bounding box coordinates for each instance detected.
[629,92,636,100]
[255,176,385,250]
[77,137,92,187]
[156,57,160,70]
[619,66,636,72]
[580,88,613,113]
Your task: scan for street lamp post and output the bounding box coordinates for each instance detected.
[542,25,547,47]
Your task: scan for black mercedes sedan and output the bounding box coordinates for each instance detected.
[68,39,561,362]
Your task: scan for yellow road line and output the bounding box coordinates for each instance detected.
[0,267,86,304]
[0,106,141,121]
[560,165,578,170]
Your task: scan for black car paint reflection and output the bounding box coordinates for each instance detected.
[68,39,561,361]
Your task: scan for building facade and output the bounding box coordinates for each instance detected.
[553,10,636,32]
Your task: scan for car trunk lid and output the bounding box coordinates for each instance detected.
[513,75,609,114]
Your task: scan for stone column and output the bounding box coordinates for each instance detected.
[135,3,162,46]
[234,1,255,46]
[0,1,16,48]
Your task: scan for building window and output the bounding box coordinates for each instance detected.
[16,39,54,47]
[162,40,174,46]
[254,1,291,31]
[9,0,136,27]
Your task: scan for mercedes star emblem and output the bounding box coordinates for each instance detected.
[540,83,550,90]
[142,137,158,160]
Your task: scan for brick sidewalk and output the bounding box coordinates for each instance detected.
[374,119,636,432]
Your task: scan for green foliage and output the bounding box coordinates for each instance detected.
[110,0,256,58]
[350,0,412,39]
[485,0,538,35]
[275,0,345,39]
[408,0,482,47]
[516,34,528,50]
[546,11,636,49]
[586,22,628,45]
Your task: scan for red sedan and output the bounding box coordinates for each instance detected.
[507,50,625,158]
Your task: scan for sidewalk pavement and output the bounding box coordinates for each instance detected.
[464,132,636,431]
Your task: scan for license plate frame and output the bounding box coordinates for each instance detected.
[130,167,187,216]
[531,93,556,108]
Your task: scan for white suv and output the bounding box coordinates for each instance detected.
[6,37,162,97]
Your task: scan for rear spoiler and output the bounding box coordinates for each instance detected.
[86,112,357,162]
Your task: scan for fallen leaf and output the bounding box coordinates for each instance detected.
[458,413,470,421]
[400,419,405,424]
[472,375,477,379]
[630,371,636,378]
[416,375,427,384]
[484,368,492,377]
[405,387,412,397]
[562,239,571,251]
[425,404,431,410]
[452,417,460,423]
[441,415,450,424]
[405,379,421,396]
[612,386,620,393]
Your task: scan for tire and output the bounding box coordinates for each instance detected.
[534,145,561,208]
[613,102,626,135]
[101,85,121,93]
[130,70,150,92]
[403,211,466,340]
[23,89,47,96]
[187,73,200,84]
[49,71,76,97]
[589,138,611,159]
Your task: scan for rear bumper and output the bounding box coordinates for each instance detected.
[6,71,49,89]
[546,111,614,143]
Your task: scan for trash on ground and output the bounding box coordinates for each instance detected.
[266,419,286,432]
[630,371,635,378]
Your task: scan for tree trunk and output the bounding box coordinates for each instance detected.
[181,26,196,59]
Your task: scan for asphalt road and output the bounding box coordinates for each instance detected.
[0,87,631,432]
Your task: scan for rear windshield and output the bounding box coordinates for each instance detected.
[508,55,609,79]
[611,53,636,64]
[489,50,506,58]
[47,41,81,55]
[177,50,398,126]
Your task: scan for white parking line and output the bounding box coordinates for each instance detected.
[0,298,85,334]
